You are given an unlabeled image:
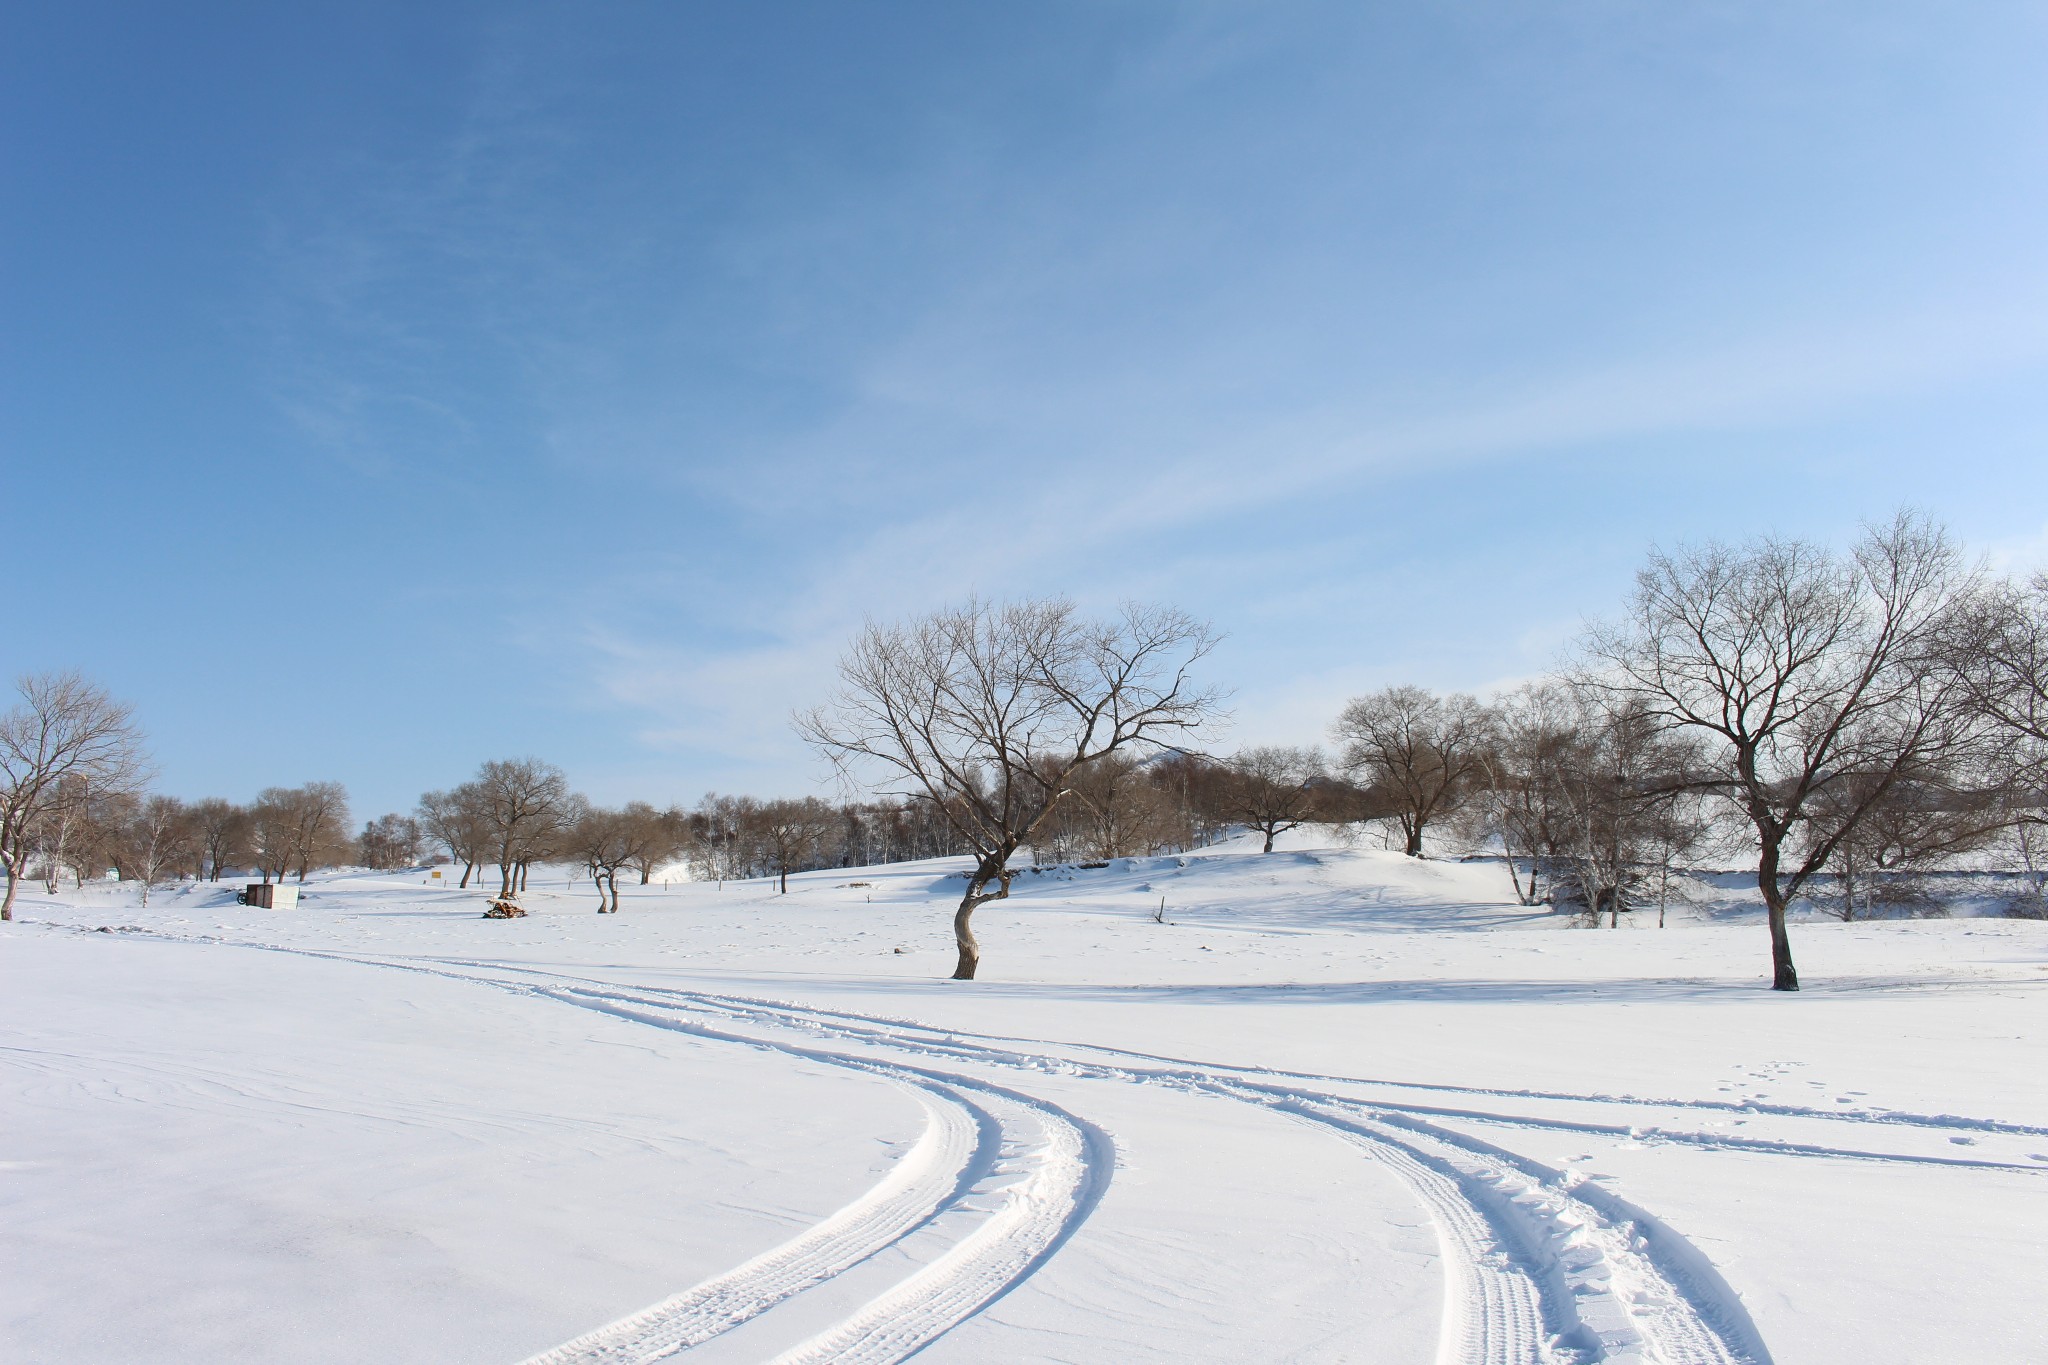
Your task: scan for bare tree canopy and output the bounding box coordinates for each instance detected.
[619,801,688,884]
[1332,685,1493,856]
[565,807,637,912]
[116,795,196,906]
[0,672,149,919]
[469,758,576,898]
[798,597,1223,979]
[189,798,250,881]
[1952,572,2048,749]
[1219,746,1327,853]
[358,813,425,870]
[1583,512,1984,990]
[249,783,353,884]
[417,786,491,887]
[1475,683,1578,906]
[754,797,841,894]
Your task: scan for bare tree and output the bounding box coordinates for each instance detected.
[566,807,636,912]
[61,788,137,889]
[1218,746,1326,853]
[116,795,195,906]
[0,673,148,919]
[1810,767,2002,921]
[249,788,298,883]
[295,782,353,879]
[1950,571,2048,855]
[470,758,575,898]
[621,801,688,884]
[1584,512,1982,989]
[189,798,250,880]
[418,786,491,886]
[1952,572,2048,752]
[687,792,761,882]
[247,783,352,883]
[1545,693,1706,928]
[358,813,425,869]
[798,598,1223,979]
[1332,685,1494,856]
[1035,752,1182,862]
[1143,750,1236,852]
[1475,683,1578,905]
[37,777,101,892]
[754,797,841,893]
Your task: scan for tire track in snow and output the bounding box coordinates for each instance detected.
[512,975,1773,1365]
[524,986,1113,1365]
[146,942,1777,1363]
[517,1082,990,1364]
[762,1089,1090,1365]
[1273,1097,1756,1365]
[568,980,2041,1170]
[211,947,1115,1365]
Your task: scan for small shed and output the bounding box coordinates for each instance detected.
[244,882,300,909]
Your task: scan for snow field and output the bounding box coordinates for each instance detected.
[5,838,2047,1363]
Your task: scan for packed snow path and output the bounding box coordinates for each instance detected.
[273,948,1794,1365]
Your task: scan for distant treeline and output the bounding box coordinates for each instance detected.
[4,512,2046,953]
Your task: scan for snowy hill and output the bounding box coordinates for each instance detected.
[4,841,2046,1364]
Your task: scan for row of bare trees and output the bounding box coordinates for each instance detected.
[1321,515,2048,989]
[794,517,2048,989]
[11,514,2046,994]
[0,679,368,909]
[0,674,443,913]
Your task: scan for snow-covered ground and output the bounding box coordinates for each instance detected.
[5,833,2046,1364]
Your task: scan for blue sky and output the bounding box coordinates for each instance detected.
[7,2,2047,820]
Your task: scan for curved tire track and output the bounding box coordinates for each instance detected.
[518,1081,990,1364]
[161,942,1772,1364]
[521,974,1773,1365]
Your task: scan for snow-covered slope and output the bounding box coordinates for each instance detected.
[5,842,2045,1364]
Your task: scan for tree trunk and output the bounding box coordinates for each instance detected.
[1262,828,1275,853]
[459,861,473,888]
[1,862,18,921]
[952,893,980,980]
[1404,822,1423,857]
[1755,835,1800,990]
[1765,892,1799,990]
[498,862,514,898]
[780,866,788,894]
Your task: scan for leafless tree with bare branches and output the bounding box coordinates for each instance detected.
[798,598,1223,979]
[358,813,425,869]
[1584,512,1983,989]
[566,807,637,912]
[1218,746,1326,853]
[470,758,576,898]
[249,783,352,883]
[753,797,841,893]
[1332,685,1494,857]
[0,672,149,920]
[417,786,491,886]
[117,795,196,906]
[188,798,250,880]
